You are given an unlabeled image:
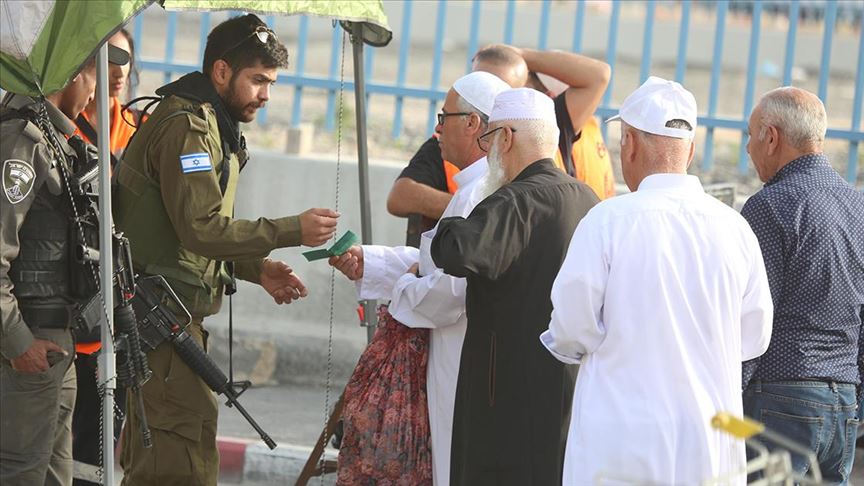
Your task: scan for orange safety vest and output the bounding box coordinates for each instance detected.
[72,97,140,355]
[444,117,615,202]
[74,97,139,159]
[552,116,615,200]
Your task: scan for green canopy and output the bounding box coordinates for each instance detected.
[161,0,391,45]
[0,0,153,96]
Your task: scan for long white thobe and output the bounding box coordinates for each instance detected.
[357,158,489,486]
[541,174,774,485]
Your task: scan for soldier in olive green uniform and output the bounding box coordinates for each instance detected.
[114,15,338,485]
[1,47,130,486]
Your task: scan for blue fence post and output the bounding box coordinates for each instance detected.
[325,24,342,131]
[572,0,586,53]
[392,1,413,139]
[504,0,516,45]
[466,0,482,74]
[163,12,178,85]
[290,16,309,128]
[818,0,838,106]
[738,1,762,174]
[131,14,144,99]
[365,46,375,107]
[674,0,690,84]
[639,0,656,83]
[782,0,800,86]
[848,13,864,184]
[256,14,276,125]
[428,2,448,135]
[538,0,552,50]
[600,1,621,143]
[702,0,728,172]
[198,12,211,65]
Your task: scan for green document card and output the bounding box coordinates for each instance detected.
[302,230,359,262]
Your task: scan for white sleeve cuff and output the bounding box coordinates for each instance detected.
[539,330,583,365]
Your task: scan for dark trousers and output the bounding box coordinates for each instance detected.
[743,380,859,484]
[72,352,126,486]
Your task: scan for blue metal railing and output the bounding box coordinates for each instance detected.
[133,1,862,184]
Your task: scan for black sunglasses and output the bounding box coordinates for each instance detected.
[220,25,277,59]
[437,111,471,126]
[478,126,517,152]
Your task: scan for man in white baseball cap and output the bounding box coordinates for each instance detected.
[542,76,773,484]
[329,71,509,485]
[431,87,599,486]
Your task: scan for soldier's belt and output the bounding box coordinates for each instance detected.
[20,306,73,329]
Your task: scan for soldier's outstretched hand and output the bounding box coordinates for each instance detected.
[328,245,363,281]
[260,259,308,305]
[299,208,339,247]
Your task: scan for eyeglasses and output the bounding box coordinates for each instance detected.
[437,111,471,126]
[220,25,278,59]
[477,126,517,152]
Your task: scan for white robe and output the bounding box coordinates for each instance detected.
[357,158,489,486]
[541,174,774,485]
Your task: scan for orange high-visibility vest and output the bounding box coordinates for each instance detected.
[552,117,615,200]
[74,97,139,159]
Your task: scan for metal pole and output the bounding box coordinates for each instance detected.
[350,23,376,341]
[96,42,116,486]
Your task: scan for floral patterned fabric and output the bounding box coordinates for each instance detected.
[337,305,433,486]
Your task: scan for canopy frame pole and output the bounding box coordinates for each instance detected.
[351,22,376,341]
[96,42,117,486]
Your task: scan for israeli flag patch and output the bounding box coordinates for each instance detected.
[180,153,212,174]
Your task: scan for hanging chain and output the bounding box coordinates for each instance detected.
[34,101,117,484]
[320,26,348,483]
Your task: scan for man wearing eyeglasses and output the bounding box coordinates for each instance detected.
[386,45,611,235]
[329,71,509,486]
[430,88,599,486]
[114,14,339,485]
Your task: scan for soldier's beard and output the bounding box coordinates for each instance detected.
[479,137,506,199]
[225,75,264,123]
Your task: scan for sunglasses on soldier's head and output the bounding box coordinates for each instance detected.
[220,25,277,58]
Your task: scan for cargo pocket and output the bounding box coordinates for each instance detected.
[488,332,497,407]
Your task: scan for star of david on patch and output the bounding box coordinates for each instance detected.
[3,159,36,204]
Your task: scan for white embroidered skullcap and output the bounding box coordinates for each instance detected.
[452,71,511,116]
[606,76,698,140]
[488,87,556,124]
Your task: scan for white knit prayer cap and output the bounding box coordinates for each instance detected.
[452,71,510,116]
[488,87,556,124]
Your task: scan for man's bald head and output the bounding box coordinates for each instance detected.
[472,45,529,88]
[756,87,826,152]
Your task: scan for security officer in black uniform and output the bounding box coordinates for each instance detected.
[0,45,129,486]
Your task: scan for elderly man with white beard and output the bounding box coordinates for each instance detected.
[329,70,510,485]
[430,88,599,486]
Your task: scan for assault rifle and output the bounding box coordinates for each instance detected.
[130,275,277,450]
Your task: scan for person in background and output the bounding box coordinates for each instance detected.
[386,44,611,230]
[70,30,136,486]
[74,28,140,166]
[741,86,864,483]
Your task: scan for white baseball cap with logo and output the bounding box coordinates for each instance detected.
[606,76,698,140]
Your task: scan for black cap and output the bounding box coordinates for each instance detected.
[108,44,130,66]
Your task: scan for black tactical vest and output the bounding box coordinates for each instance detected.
[2,106,99,329]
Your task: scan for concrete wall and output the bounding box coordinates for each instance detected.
[206,151,409,386]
